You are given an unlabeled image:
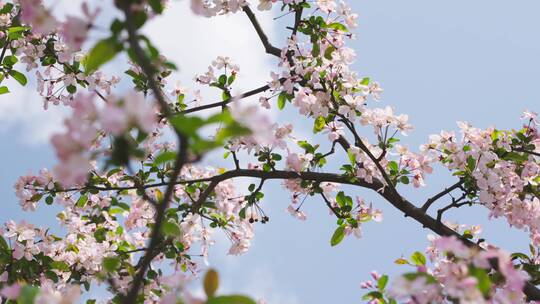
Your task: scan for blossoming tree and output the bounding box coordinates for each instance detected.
[0,0,539,303]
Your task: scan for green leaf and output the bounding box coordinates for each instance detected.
[161,221,181,237]
[470,267,492,297]
[402,272,437,284]
[204,268,219,298]
[360,77,370,85]
[466,155,476,172]
[215,123,251,143]
[45,270,59,283]
[7,26,30,40]
[206,295,256,304]
[110,19,124,36]
[83,38,122,74]
[0,86,9,94]
[324,46,336,60]
[66,84,77,94]
[50,261,70,272]
[102,257,121,272]
[378,275,389,290]
[227,74,236,85]
[76,195,88,208]
[0,235,8,250]
[7,26,29,35]
[394,258,409,265]
[410,251,426,266]
[388,161,399,173]
[169,115,206,136]
[218,74,227,86]
[361,291,383,301]
[3,55,18,66]
[503,151,529,163]
[17,285,39,304]
[9,70,27,86]
[277,92,287,110]
[313,116,326,133]
[154,151,177,165]
[0,3,14,14]
[330,226,345,246]
[399,176,410,184]
[326,22,348,32]
[335,191,346,207]
[148,0,164,13]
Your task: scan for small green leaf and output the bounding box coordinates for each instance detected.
[277,92,287,110]
[84,38,122,74]
[388,161,399,172]
[378,275,389,290]
[8,70,27,86]
[218,74,227,86]
[17,285,39,304]
[362,291,383,301]
[326,22,348,32]
[0,86,9,94]
[399,176,410,184]
[227,74,236,85]
[3,55,18,66]
[50,261,70,272]
[0,235,8,249]
[7,26,29,35]
[360,77,370,85]
[0,3,14,14]
[102,257,121,272]
[76,195,88,208]
[324,46,336,60]
[169,115,206,137]
[466,155,476,172]
[154,151,177,165]
[204,268,219,298]
[394,258,409,265]
[161,221,181,237]
[470,267,492,297]
[410,251,426,266]
[215,122,251,143]
[66,84,77,94]
[313,116,326,133]
[206,295,256,304]
[148,0,164,13]
[330,226,345,246]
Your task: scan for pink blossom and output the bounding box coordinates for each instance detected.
[286,205,307,220]
[0,283,21,300]
[53,154,92,187]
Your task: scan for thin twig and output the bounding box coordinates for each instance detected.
[421,180,464,211]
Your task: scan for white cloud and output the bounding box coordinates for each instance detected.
[0,0,93,145]
[0,78,67,145]
[0,1,279,145]
[143,1,278,103]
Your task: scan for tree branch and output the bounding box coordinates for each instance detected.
[513,147,540,157]
[421,180,464,211]
[243,6,281,57]
[122,5,189,303]
[178,82,272,115]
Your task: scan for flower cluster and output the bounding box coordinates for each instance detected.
[362,235,529,303]
[392,236,528,303]
[422,112,540,246]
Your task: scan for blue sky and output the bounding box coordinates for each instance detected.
[1,0,540,302]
